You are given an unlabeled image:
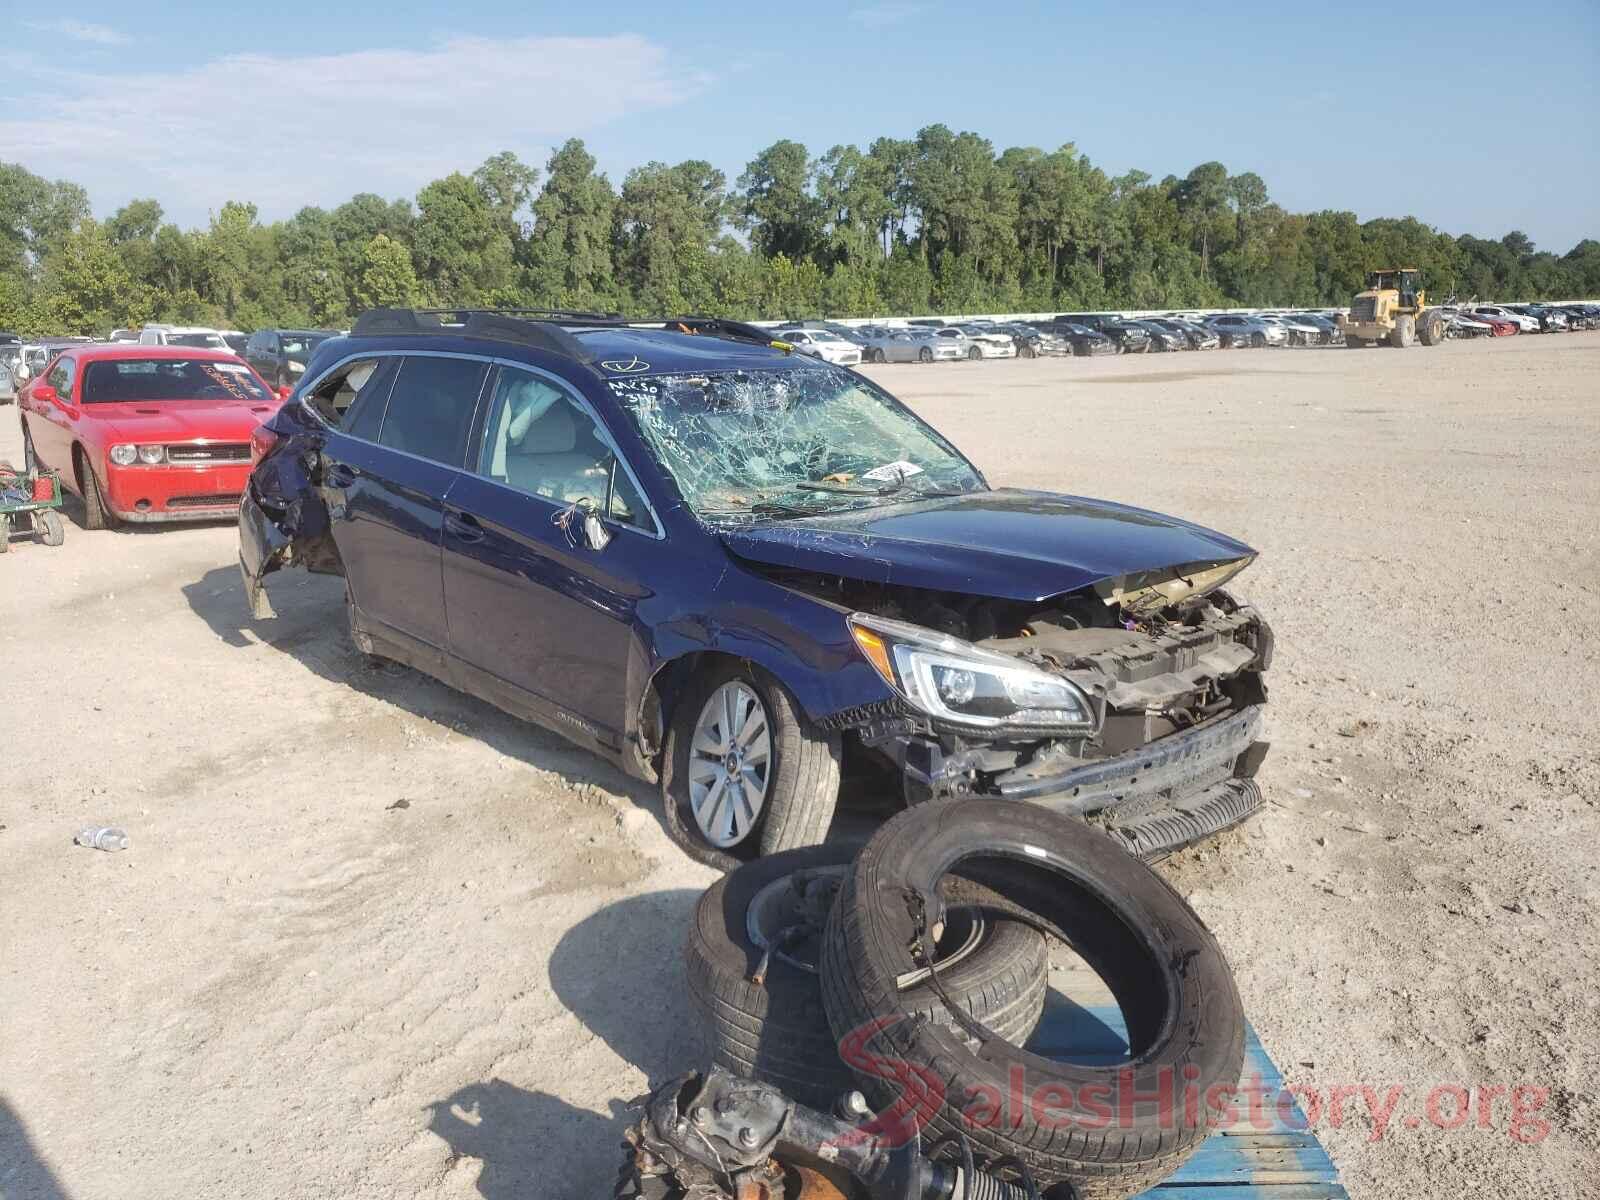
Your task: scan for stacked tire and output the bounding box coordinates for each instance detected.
[682,801,1246,1200]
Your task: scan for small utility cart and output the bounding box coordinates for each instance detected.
[0,460,66,553]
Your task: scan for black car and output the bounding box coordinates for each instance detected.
[243,328,340,390]
[1030,320,1118,356]
[1148,318,1220,350]
[1128,320,1188,352]
[1053,313,1150,354]
[240,308,1273,868]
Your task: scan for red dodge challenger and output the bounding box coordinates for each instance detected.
[18,344,285,527]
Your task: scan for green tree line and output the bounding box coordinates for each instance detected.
[3,128,1596,335]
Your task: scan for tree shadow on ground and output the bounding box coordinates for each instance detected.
[423,889,709,1200]
[426,1080,634,1200]
[548,888,708,1080]
[0,1096,72,1200]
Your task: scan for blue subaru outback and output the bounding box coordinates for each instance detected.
[240,309,1272,869]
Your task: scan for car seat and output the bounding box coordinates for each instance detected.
[503,387,610,503]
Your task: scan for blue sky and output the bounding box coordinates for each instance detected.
[7,1,1598,252]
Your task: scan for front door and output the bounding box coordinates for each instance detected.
[441,365,659,742]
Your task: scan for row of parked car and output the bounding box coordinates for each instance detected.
[1439,302,1599,337]
[772,308,1361,364]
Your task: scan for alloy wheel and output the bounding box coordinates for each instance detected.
[688,682,773,847]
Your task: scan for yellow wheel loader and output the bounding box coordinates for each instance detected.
[1338,268,1447,348]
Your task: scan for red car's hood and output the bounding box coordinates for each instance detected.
[86,400,279,444]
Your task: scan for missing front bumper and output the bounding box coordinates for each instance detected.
[992,704,1268,858]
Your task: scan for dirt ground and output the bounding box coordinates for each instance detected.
[2,334,1596,1200]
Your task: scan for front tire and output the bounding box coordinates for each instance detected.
[966,345,982,361]
[76,450,119,530]
[662,663,841,872]
[919,347,933,363]
[1390,314,1416,348]
[1251,332,1266,348]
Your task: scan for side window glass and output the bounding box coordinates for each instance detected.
[376,355,488,466]
[476,367,648,528]
[53,359,74,400]
[304,357,391,430]
[342,358,401,442]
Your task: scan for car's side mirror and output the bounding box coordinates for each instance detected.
[581,507,612,552]
[32,384,57,404]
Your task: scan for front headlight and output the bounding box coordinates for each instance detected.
[109,444,137,465]
[848,613,1096,732]
[138,444,165,464]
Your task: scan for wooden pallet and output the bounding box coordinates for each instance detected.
[1028,962,1348,1199]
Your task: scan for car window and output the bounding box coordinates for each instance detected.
[50,357,74,399]
[475,367,648,528]
[376,355,488,466]
[342,359,401,441]
[305,357,394,430]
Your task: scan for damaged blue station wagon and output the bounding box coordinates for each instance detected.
[240,309,1272,868]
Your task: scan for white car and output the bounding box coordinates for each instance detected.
[1470,305,1539,334]
[774,328,862,366]
[949,324,1018,359]
[1259,313,1325,346]
[137,324,232,349]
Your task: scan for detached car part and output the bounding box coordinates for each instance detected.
[618,1068,1046,1200]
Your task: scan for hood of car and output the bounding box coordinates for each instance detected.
[720,487,1256,603]
[81,399,279,443]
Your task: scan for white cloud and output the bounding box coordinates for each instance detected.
[848,3,926,27]
[2,35,701,227]
[22,19,129,44]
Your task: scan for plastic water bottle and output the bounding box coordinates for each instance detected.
[75,826,129,852]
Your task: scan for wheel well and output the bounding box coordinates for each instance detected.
[636,650,773,776]
[71,442,88,495]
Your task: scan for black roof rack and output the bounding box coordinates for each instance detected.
[350,308,598,362]
[350,308,791,365]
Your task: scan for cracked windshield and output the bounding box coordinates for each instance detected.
[610,366,982,521]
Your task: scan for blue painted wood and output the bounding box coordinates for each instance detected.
[1027,990,1348,1198]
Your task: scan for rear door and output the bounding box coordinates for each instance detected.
[442,365,661,742]
[313,354,488,661]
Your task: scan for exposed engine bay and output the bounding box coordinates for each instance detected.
[760,559,1273,856]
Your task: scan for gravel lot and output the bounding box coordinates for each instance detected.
[2,334,1596,1200]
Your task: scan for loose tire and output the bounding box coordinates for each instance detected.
[822,801,1245,1199]
[76,450,118,530]
[919,347,933,363]
[1390,314,1416,349]
[1418,311,1445,346]
[686,844,1047,1109]
[662,662,841,872]
[37,508,66,547]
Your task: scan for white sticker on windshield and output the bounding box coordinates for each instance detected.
[210,363,252,374]
[862,460,925,482]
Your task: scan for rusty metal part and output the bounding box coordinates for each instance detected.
[793,1164,851,1200]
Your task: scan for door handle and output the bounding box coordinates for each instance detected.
[324,463,356,488]
[444,511,485,543]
